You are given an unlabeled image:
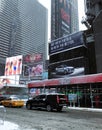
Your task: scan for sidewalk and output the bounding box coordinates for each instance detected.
[68,106,102,112]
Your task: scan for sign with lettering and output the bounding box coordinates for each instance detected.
[49,31,85,55]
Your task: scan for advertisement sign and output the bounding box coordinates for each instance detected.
[29,88,40,96]
[24,63,43,77]
[49,57,85,79]
[23,53,43,64]
[5,55,23,76]
[68,94,77,102]
[59,0,71,35]
[51,0,71,40]
[0,75,20,88]
[49,31,85,55]
[42,72,48,79]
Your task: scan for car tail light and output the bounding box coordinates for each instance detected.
[57,95,60,103]
[65,95,68,103]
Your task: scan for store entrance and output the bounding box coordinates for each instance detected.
[68,83,102,108]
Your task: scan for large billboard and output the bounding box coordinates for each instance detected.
[23,53,43,79]
[49,31,86,55]
[5,55,23,76]
[23,63,43,77]
[49,57,86,79]
[51,0,71,40]
[59,0,71,36]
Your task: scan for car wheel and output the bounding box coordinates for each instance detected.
[46,105,52,112]
[26,103,32,110]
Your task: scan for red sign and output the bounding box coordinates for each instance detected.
[28,73,102,88]
[23,53,43,63]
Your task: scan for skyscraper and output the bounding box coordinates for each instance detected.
[0,0,48,75]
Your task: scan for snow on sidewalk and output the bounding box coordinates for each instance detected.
[0,121,20,130]
[68,107,102,112]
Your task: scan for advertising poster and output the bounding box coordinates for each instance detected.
[51,0,71,40]
[23,53,43,79]
[24,63,43,77]
[23,53,43,64]
[5,55,23,76]
[0,75,20,88]
[49,58,85,79]
[59,0,71,36]
[49,31,85,55]
[29,88,41,97]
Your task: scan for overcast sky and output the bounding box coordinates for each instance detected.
[38,0,86,40]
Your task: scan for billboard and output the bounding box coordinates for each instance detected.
[23,53,43,64]
[23,63,43,77]
[5,55,23,76]
[49,31,86,55]
[23,53,43,79]
[59,0,71,36]
[0,75,20,88]
[51,0,71,40]
[49,57,86,79]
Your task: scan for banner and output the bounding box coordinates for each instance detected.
[23,53,43,64]
[5,55,23,76]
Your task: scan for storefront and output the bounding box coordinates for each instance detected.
[28,73,102,108]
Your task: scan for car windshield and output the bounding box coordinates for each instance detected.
[10,97,20,100]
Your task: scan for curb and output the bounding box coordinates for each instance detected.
[68,107,102,112]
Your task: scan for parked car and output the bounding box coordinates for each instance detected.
[0,96,24,108]
[26,93,68,112]
[55,64,74,75]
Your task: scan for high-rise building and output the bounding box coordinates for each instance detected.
[0,0,48,75]
[51,0,79,40]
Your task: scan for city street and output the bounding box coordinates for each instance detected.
[0,107,102,130]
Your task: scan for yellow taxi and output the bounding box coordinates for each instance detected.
[1,96,24,108]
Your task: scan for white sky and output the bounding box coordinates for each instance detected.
[38,0,86,40]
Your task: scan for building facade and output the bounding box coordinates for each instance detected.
[0,0,48,75]
[84,0,102,73]
[51,0,79,40]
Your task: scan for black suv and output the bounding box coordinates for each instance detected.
[26,93,68,112]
